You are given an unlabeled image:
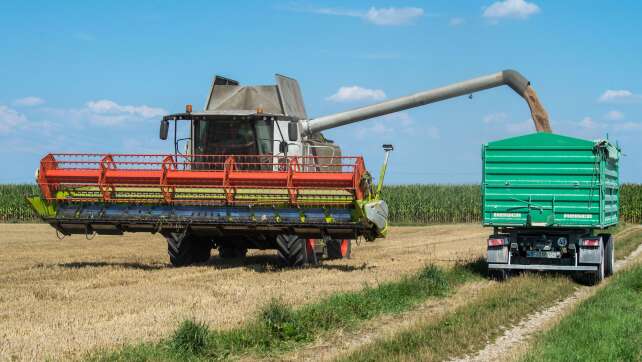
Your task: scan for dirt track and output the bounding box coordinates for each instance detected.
[0,223,486,361]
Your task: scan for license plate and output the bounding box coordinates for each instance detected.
[527,250,561,258]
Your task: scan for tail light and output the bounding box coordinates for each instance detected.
[581,238,600,247]
[488,238,506,247]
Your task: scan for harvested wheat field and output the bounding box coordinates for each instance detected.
[0,223,486,361]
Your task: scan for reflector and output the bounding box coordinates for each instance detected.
[582,238,600,247]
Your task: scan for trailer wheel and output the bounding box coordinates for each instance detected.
[276,234,316,267]
[586,244,605,285]
[166,232,197,267]
[489,269,508,281]
[327,239,351,259]
[218,246,248,259]
[602,234,614,277]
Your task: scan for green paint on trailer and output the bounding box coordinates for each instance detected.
[482,132,620,229]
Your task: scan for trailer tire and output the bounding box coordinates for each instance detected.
[218,246,248,259]
[276,234,315,267]
[327,239,351,259]
[602,234,614,277]
[489,269,508,281]
[586,244,605,285]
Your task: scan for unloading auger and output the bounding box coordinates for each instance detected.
[28,69,550,267]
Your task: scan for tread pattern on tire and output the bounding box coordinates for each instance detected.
[489,269,508,281]
[166,233,211,266]
[276,234,309,267]
[602,234,614,277]
[587,236,606,285]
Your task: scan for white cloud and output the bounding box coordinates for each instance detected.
[364,7,424,26]
[423,125,440,139]
[327,86,386,102]
[483,0,540,20]
[614,121,642,131]
[598,89,642,103]
[36,100,167,127]
[483,112,508,124]
[604,110,624,121]
[0,105,28,133]
[355,111,430,139]
[505,119,535,134]
[578,116,599,130]
[389,111,414,127]
[357,121,393,138]
[84,100,167,125]
[13,96,45,107]
[74,32,95,41]
[306,6,424,26]
[449,17,466,26]
[482,113,540,134]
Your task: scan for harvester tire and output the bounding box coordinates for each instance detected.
[219,246,248,259]
[166,233,211,266]
[166,232,195,267]
[326,239,351,259]
[193,239,212,263]
[276,234,315,267]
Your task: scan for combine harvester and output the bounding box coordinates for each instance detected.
[29,69,552,267]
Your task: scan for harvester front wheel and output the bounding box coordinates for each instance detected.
[326,239,351,259]
[166,233,211,267]
[276,234,316,267]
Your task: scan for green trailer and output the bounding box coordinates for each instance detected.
[482,132,620,284]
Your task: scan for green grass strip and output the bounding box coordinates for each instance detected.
[339,274,577,362]
[336,227,642,362]
[522,263,642,362]
[89,261,484,361]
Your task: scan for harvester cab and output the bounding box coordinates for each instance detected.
[29,68,551,268]
[158,74,343,172]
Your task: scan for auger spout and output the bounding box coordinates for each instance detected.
[300,69,551,136]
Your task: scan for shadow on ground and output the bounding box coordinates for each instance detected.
[57,261,166,271]
[53,255,373,273]
[204,254,375,273]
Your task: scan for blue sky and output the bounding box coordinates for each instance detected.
[1,0,641,183]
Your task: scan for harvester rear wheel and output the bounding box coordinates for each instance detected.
[276,234,316,267]
[193,239,212,263]
[326,239,351,259]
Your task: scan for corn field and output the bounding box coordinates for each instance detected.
[0,184,40,222]
[1,184,641,224]
[382,185,483,224]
